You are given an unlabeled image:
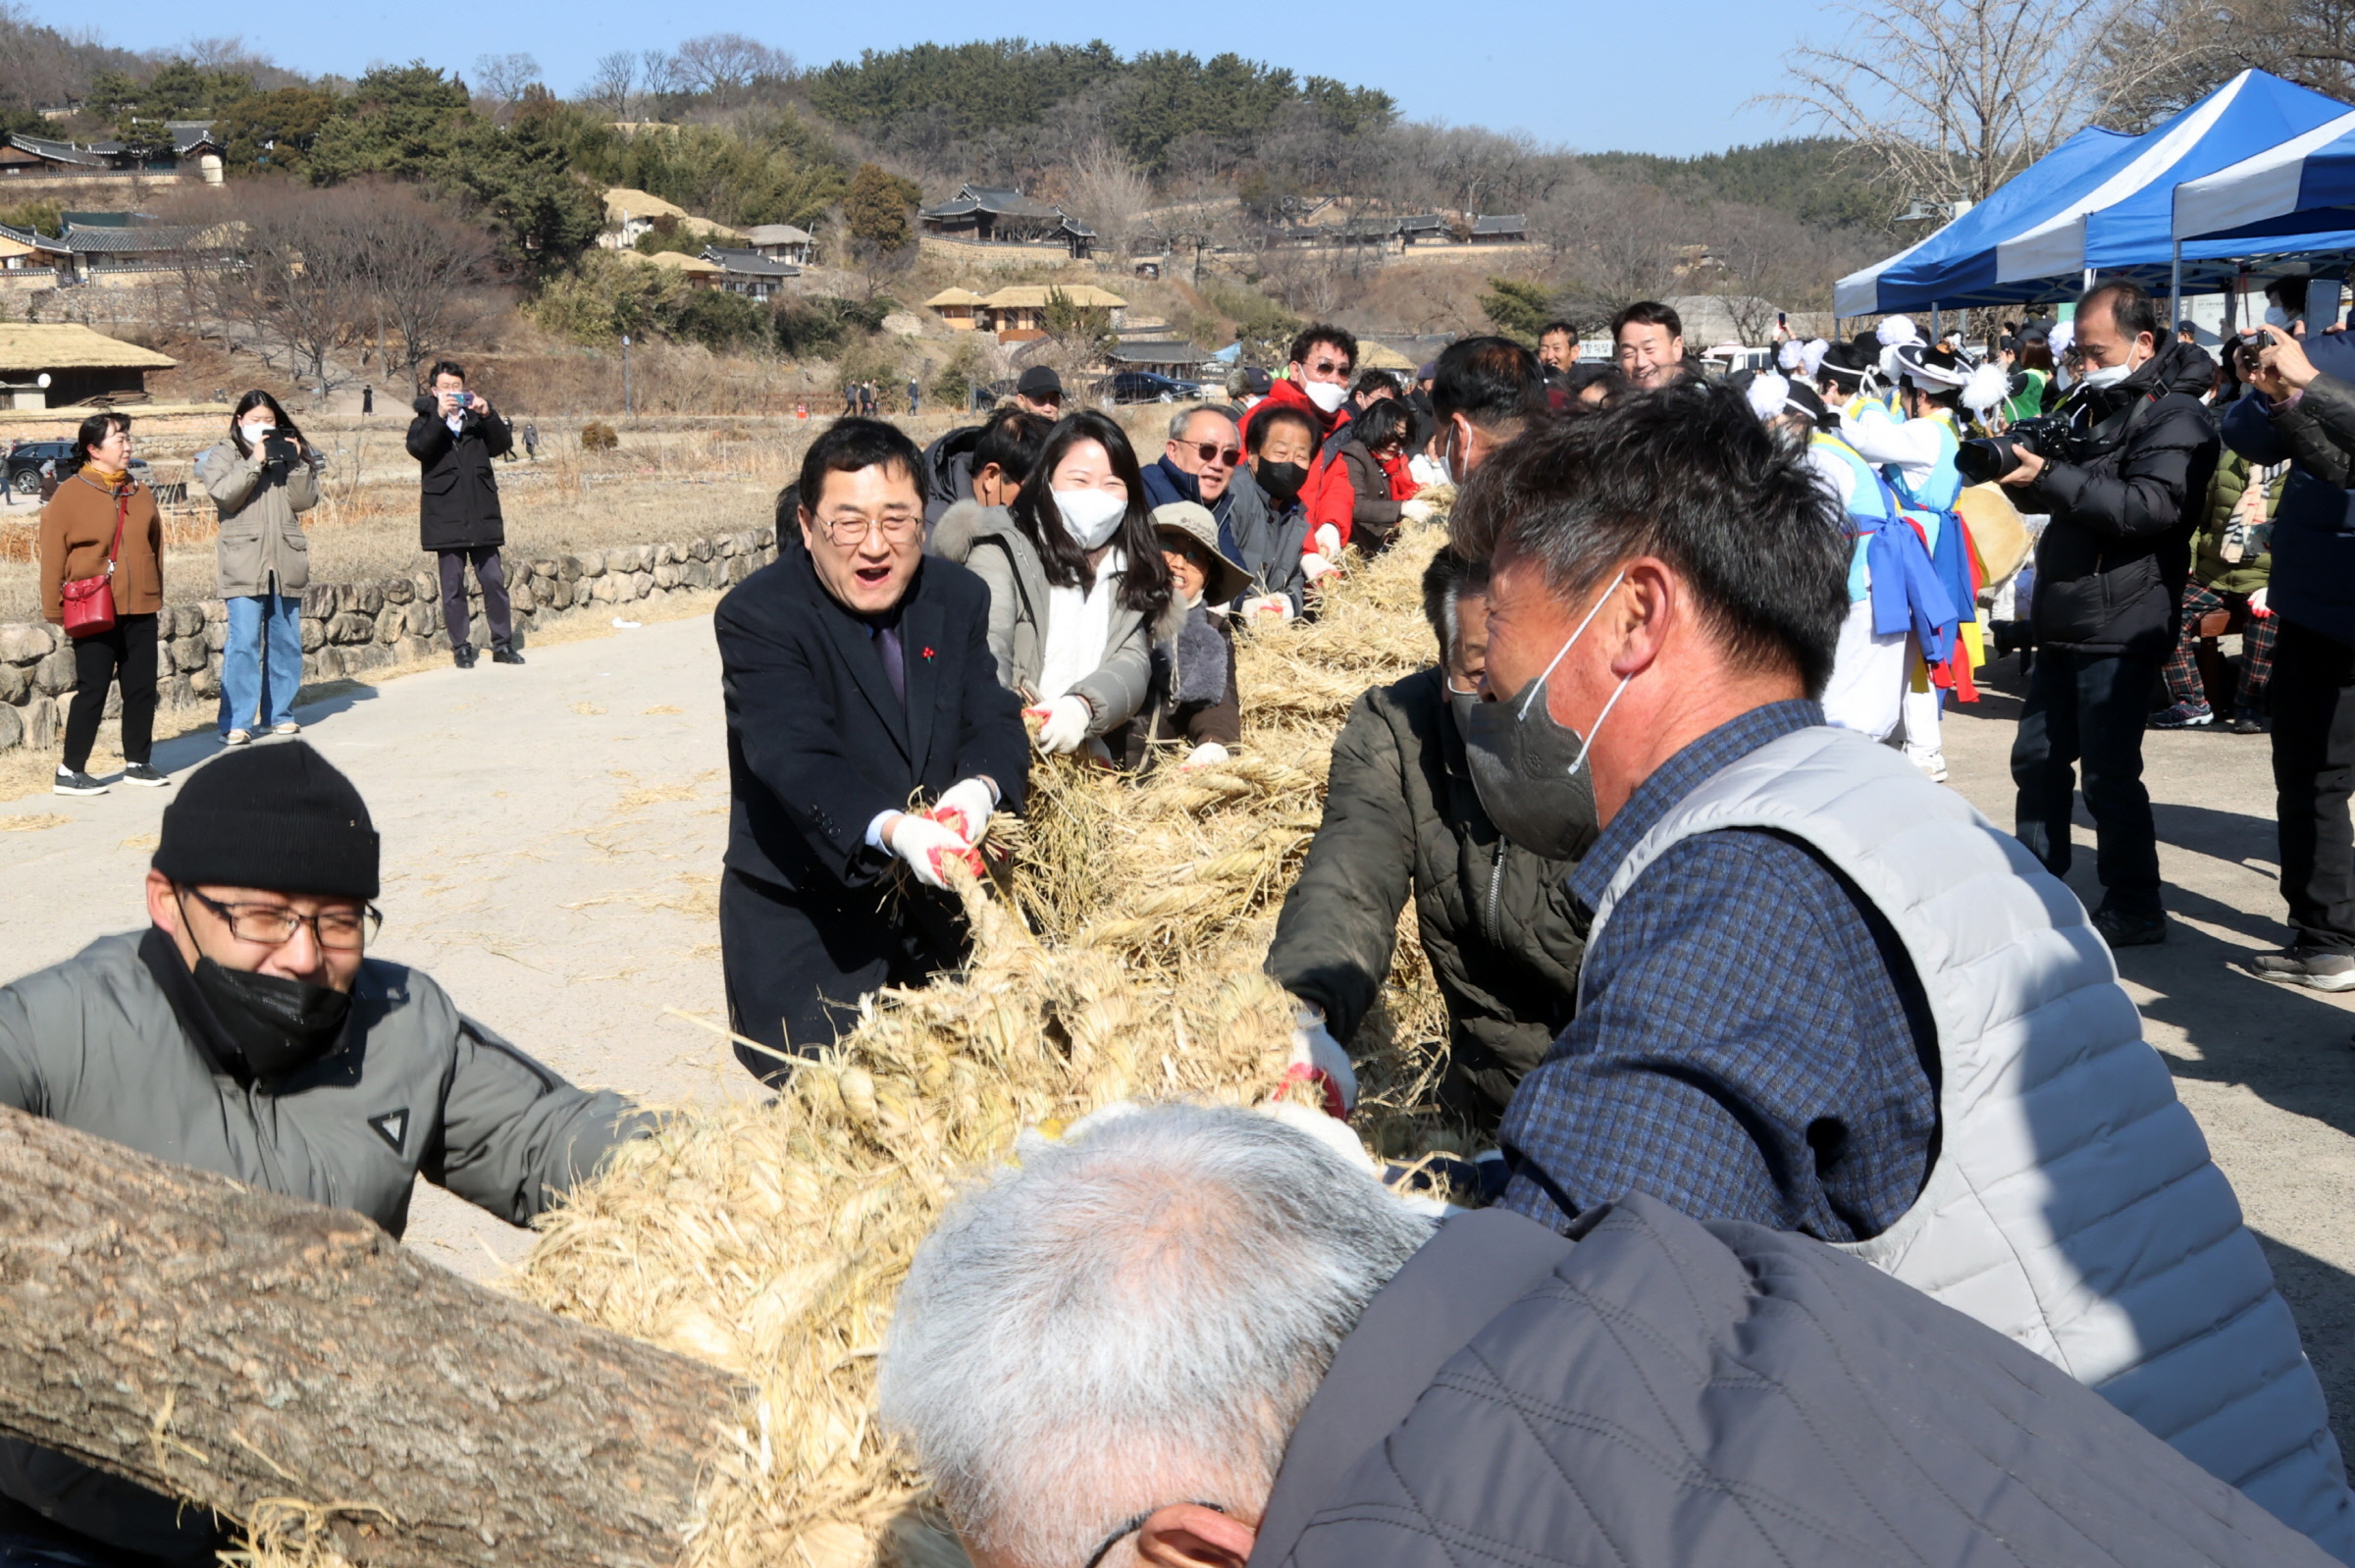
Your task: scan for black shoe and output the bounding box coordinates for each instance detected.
[2092,906,2168,947]
[491,648,526,665]
[120,762,169,787]
[2249,946,2355,991]
[2227,708,2268,735]
[52,768,106,796]
[453,645,478,669]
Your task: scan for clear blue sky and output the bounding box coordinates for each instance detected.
[25,0,1810,158]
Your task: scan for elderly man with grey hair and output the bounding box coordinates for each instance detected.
[878,1104,2333,1568]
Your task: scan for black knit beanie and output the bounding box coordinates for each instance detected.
[152,742,380,900]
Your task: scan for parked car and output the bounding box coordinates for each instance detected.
[4,441,157,499]
[1096,371,1203,404]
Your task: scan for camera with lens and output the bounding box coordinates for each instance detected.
[1955,412,2077,486]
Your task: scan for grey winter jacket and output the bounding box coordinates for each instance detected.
[0,929,652,1558]
[1227,466,1311,615]
[930,500,1179,737]
[1248,1198,2333,1568]
[198,440,321,598]
[1267,668,1582,1120]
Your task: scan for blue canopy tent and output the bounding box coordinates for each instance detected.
[2172,107,2355,247]
[1835,70,2355,319]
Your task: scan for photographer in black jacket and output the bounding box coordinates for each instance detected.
[406,360,519,669]
[1998,279,2219,947]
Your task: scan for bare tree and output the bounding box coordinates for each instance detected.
[473,52,542,123]
[347,180,503,387]
[671,32,793,108]
[1551,181,1694,327]
[1774,0,2153,209]
[185,182,374,392]
[1060,139,1153,261]
[583,51,635,119]
[2098,0,2355,128]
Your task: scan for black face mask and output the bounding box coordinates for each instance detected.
[1259,460,1308,507]
[189,957,352,1080]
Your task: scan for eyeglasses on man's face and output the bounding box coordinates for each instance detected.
[181,887,383,951]
[818,511,923,547]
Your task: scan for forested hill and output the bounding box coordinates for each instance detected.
[803,39,1398,174]
[1576,139,1889,233]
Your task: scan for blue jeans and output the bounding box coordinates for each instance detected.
[218,593,302,736]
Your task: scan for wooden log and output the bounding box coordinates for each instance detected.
[0,1105,747,1568]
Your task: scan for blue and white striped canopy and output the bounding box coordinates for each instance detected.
[1836,71,2355,317]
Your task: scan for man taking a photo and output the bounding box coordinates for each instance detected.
[406,360,521,669]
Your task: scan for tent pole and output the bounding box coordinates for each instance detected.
[1931,303,1942,341]
[2171,241,2183,328]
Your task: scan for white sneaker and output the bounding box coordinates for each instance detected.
[222,729,251,747]
[272,721,300,735]
[1906,749,1950,784]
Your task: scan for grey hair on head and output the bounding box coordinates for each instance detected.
[877,1104,1434,1568]
[1168,405,1237,444]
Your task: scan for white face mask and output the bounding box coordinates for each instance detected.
[2265,303,2298,332]
[2076,342,2145,392]
[1303,380,1348,414]
[1054,488,1128,550]
[243,423,274,438]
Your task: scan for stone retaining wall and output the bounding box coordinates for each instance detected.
[0,527,779,753]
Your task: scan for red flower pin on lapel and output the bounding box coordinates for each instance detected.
[921,646,936,659]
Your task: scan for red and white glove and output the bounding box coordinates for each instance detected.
[1287,1002,1358,1120]
[2250,587,2273,619]
[929,776,997,845]
[1028,695,1092,755]
[1301,551,1338,583]
[888,813,981,888]
[1314,523,1342,558]
[1239,593,1295,622]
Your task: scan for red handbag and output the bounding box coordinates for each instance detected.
[59,487,128,640]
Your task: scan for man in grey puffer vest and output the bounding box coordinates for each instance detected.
[878,1105,2336,1568]
[0,743,651,1566]
[1453,383,2353,1557]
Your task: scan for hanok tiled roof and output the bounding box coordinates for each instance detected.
[6,133,105,168]
[922,183,1065,220]
[702,247,800,277]
[0,224,70,255]
[1471,214,1528,235]
[1107,340,1209,365]
[64,225,208,255]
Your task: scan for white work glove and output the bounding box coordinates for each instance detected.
[1314,523,1342,558]
[1030,694,1092,755]
[1181,741,1230,769]
[887,813,980,889]
[1400,498,1437,523]
[1301,551,1338,582]
[1240,593,1296,622]
[1287,1002,1359,1120]
[931,776,996,845]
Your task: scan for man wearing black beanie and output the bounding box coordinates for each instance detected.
[0,742,651,1567]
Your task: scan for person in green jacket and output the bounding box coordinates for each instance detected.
[1267,548,1586,1126]
[0,742,651,1565]
[2153,448,2280,733]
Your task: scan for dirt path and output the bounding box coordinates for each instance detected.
[0,625,2348,1447]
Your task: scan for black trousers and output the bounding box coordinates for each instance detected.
[2009,645,2164,915]
[717,868,966,1083]
[60,613,156,773]
[2270,620,2355,951]
[436,547,511,653]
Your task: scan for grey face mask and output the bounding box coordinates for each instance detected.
[1461,571,1629,862]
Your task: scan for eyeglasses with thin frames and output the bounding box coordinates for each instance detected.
[1080,1502,1228,1568]
[818,513,923,547]
[178,887,383,951]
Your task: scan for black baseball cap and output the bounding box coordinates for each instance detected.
[1016,366,1063,398]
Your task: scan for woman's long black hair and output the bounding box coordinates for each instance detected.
[229,390,306,459]
[1006,409,1173,617]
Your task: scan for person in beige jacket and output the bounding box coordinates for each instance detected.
[197,391,320,745]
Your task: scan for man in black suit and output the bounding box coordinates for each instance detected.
[406,358,519,669]
[715,418,1029,1080]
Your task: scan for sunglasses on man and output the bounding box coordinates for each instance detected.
[1182,441,1241,467]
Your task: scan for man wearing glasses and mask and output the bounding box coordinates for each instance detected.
[1237,325,1358,450]
[0,741,650,1566]
[715,418,1027,1081]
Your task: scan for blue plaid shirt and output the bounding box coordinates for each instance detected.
[1497,700,1938,1242]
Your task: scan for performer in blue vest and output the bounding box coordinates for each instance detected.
[1844,343,2006,781]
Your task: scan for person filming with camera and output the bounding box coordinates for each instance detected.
[1984,278,2219,948]
[406,360,520,669]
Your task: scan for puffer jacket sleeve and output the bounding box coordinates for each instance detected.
[2270,373,2355,489]
[199,445,264,514]
[433,1010,654,1224]
[959,539,1026,693]
[0,975,47,1113]
[1073,596,1159,735]
[1266,689,1415,1042]
[2020,396,2218,540]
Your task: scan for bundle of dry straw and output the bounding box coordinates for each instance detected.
[508,518,1465,1568]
